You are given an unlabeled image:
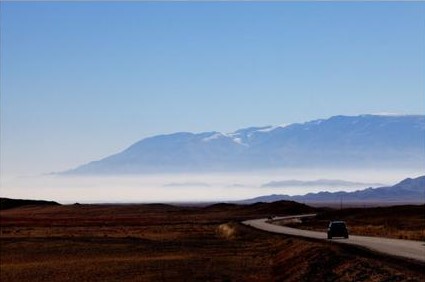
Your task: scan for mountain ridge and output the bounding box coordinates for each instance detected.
[62,114,425,175]
[238,175,425,204]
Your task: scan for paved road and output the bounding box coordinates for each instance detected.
[242,215,425,263]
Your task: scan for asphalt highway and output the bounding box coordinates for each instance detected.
[242,215,425,263]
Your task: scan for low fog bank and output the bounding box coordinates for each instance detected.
[1,168,423,204]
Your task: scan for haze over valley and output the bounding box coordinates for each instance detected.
[2,114,424,204]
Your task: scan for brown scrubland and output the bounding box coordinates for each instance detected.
[1,201,424,281]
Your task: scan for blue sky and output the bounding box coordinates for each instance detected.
[1,2,424,176]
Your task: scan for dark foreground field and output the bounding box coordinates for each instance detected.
[1,201,424,281]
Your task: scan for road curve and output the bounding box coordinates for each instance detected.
[242,215,425,263]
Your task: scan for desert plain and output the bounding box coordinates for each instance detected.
[1,200,424,281]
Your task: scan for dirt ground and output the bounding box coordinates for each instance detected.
[1,202,424,281]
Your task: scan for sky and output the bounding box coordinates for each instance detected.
[1,1,424,177]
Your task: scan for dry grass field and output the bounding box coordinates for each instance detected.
[284,205,425,241]
[1,201,424,281]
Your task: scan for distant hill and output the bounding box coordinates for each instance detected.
[61,114,425,175]
[0,198,61,210]
[202,200,316,219]
[261,179,383,188]
[239,176,425,204]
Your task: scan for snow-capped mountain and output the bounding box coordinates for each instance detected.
[63,114,425,175]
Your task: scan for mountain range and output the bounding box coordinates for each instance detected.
[63,114,425,175]
[239,175,425,204]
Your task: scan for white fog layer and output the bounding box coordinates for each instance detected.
[1,168,423,204]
